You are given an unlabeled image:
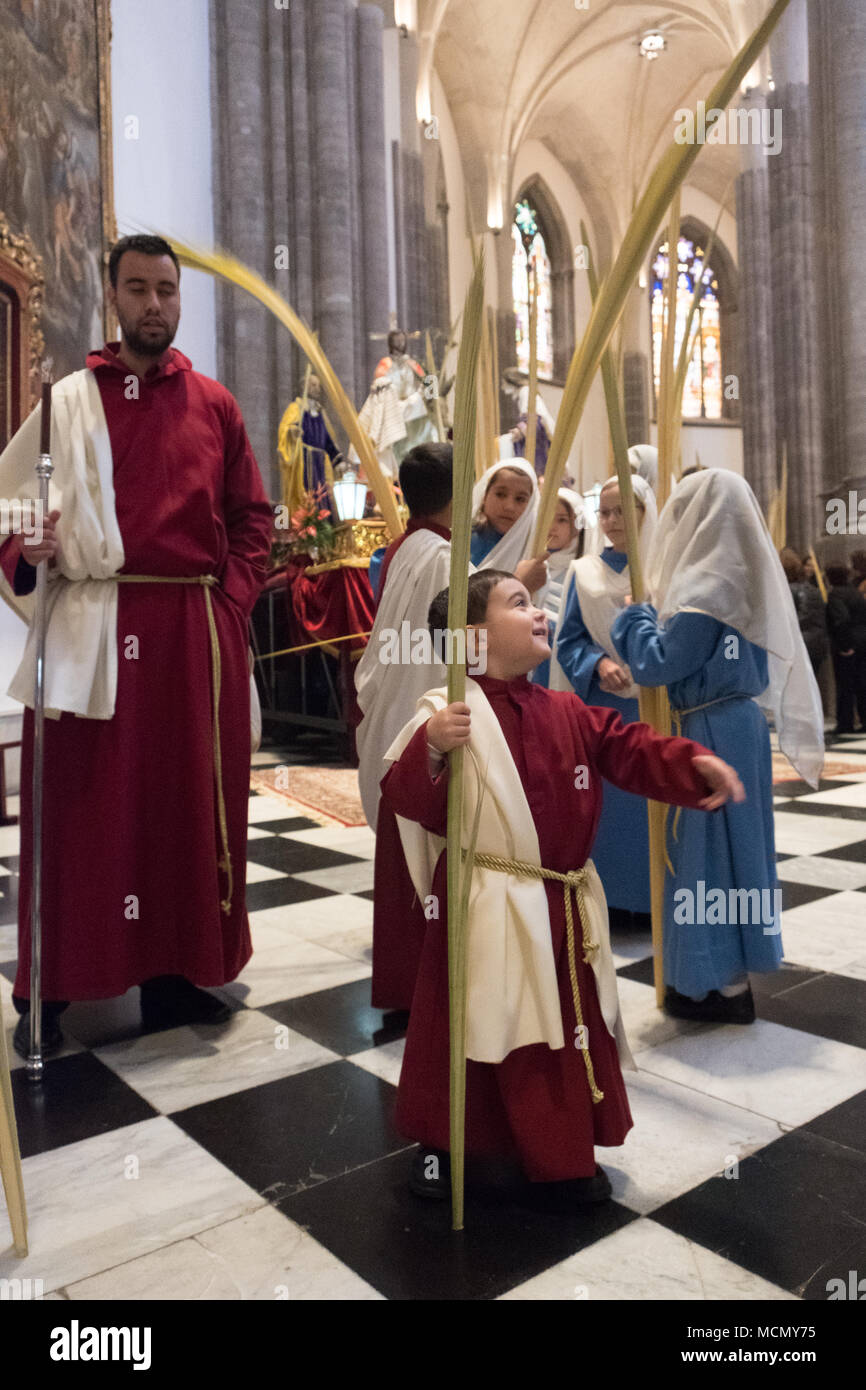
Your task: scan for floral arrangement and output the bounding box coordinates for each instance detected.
[271,486,335,564]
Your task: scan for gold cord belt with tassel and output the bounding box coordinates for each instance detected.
[466,851,604,1104]
[114,574,233,915]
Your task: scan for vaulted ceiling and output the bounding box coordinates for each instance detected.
[423,0,776,257]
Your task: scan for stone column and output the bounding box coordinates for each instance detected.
[809,0,866,491]
[356,6,390,386]
[309,0,357,401]
[288,2,314,336]
[736,88,777,516]
[209,0,276,487]
[768,0,823,550]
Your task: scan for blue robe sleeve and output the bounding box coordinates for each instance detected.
[555,578,606,701]
[612,607,725,685]
[470,527,499,566]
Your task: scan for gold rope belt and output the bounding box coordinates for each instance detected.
[668,693,751,861]
[114,574,233,916]
[468,851,604,1103]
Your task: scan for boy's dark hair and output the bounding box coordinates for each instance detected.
[851,549,866,577]
[108,234,180,289]
[826,565,850,588]
[780,547,804,582]
[428,569,514,638]
[399,443,453,517]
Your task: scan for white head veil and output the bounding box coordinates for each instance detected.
[628,444,658,494]
[546,487,586,579]
[588,473,658,570]
[472,458,539,572]
[648,468,824,788]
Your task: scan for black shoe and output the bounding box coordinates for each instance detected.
[664,985,755,1025]
[607,907,633,931]
[12,1009,64,1061]
[630,911,653,931]
[408,1148,451,1201]
[140,976,233,1030]
[522,1165,613,1211]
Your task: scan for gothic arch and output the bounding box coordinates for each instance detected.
[509,175,576,383]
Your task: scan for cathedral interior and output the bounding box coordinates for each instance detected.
[0,0,864,1333]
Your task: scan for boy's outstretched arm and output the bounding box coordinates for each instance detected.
[585,702,745,811]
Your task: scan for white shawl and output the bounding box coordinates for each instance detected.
[649,469,825,788]
[384,679,633,1068]
[355,526,455,827]
[0,370,124,719]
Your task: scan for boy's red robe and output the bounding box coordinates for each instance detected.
[4,344,273,1002]
[381,673,714,1181]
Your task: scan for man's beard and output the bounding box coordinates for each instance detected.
[119,311,177,358]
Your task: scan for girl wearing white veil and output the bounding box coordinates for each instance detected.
[532,488,587,689]
[611,468,824,1023]
[469,458,541,573]
[551,474,658,924]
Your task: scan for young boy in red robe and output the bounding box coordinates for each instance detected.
[380,569,745,1207]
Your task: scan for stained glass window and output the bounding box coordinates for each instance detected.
[651,235,723,420]
[512,202,554,379]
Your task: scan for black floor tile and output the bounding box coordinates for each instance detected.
[261,977,405,1055]
[774,800,866,821]
[749,963,823,998]
[353,888,375,902]
[249,817,319,836]
[755,972,866,1049]
[244,876,335,913]
[801,1229,866,1301]
[816,840,866,863]
[11,1052,157,1159]
[60,986,245,1050]
[775,852,795,862]
[172,1060,404,1201]
[245,837,363,874]
[775,778,863,799]
[804,1090,866,1158]
[616,956,655,986]
[779,880,838,910]
[278,1147,637,1300]
[653,1128,866,1295]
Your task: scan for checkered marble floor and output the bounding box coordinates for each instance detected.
[1,740,865,1302]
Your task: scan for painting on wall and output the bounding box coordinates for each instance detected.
[0,0,115,395]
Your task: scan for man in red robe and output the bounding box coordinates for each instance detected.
[379,570,744,1205]
[0,234,273,1057]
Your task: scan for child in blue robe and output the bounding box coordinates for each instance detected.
[611,468,825,1023]
[552,475,657,923]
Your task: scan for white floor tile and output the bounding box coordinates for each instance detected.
[796,781,866,808]
[65,1204,383,1301]
[246,797,298,825]
[246,825,278,841]
[499,1218,796,1301]
[781,890,866,975]
[220,937,370,1008]
[94,1009,338,1113]
[0,1116,264,1293]
[616,976,707,1056]
[776,855,866,891]
[274,894,374,939]
[0,824,20,855]
[293,861,375,895]
[244,861,289,885]
[347,1038,405,1088]
[637,1017,866,1127]
[772,812,866,856]
[602,1069,783,1214]
[281,825,376,859]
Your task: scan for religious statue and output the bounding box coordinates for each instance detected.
[353,329,439,478]
[277,371,343,516]
[500,365,557,478]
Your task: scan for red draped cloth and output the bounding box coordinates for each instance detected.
[381,674,713,1180]
[4,344,272,1002]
